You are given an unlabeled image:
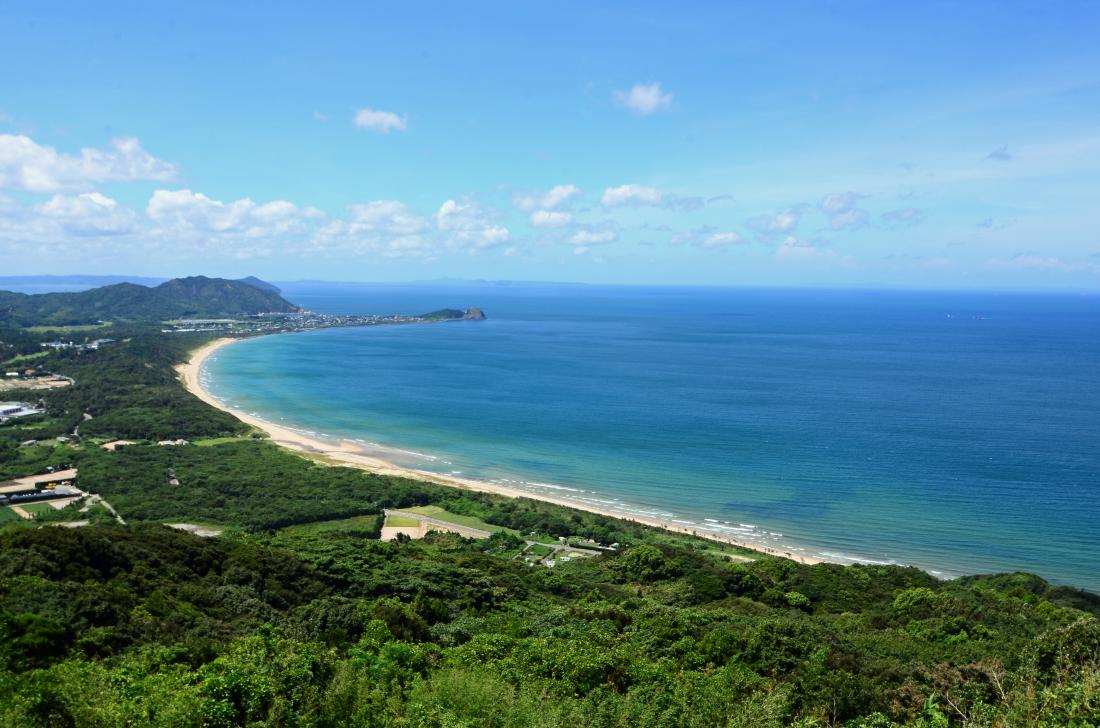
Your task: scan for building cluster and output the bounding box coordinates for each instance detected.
[0,401,42,423]
[161,312,428,336]
[0,468,81,507]
[41,338,115,351]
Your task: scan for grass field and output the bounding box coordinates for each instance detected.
[403,505,520,535]
[526,543,554,558]
[26,323,112,333]
[384,515,420,528]
[0,507,23,524]
[18,501,60,515]
[0,351,49,367]
[193,437,244,447]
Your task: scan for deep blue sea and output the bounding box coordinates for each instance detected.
[204,283,1100,591]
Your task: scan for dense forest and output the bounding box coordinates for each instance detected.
[0,276,297,327]
[0,323,1097,726]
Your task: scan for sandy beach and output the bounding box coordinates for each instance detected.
[177,337,822,565]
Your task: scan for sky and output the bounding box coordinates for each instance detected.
[1,1,1099,289]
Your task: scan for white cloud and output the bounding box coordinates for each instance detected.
[540,184,580,209]
[600,184,704,211]
[819,192,860,215]
[0,134,176,192]
[747,208,802,237]
[435,198,510,251]
[36,192,137,236]
[699,231,742,248]
[570,229,616,246]
[348,200,430,235]
[310,200,434,258]
[529,210,573,228]
[1,184,525,261]
[670,226,743,248]
[515,184,581,212]
[614,82,673,115]
[353,108,407,134]
[314,223,433,259]
[147,189,258,233]
[818,192,869,230]
[0,192,140,255]
[601,184,664,207]
[145,189,322,258]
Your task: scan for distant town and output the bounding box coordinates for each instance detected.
[160,307,486,335]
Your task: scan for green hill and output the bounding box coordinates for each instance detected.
[236,275,282,294]
[0,276,298,327]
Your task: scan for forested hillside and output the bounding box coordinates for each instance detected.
[0,276,297,327]
[0,325,1097,726]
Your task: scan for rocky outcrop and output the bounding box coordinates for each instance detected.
[463,307,487,320]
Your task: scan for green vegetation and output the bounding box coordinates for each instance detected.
[193,436,249,447]
[1,350,50,366]
[419,308,468,321]
[404,504,519,535]
[42,331,250,441]
[384,515,420,527]
[26,322,113,333]
[0,315,1098,726]
[11,501,59,515]
[525,542,554,558]
[0,276,296,327]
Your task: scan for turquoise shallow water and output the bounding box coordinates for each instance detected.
[204,284,1100,591]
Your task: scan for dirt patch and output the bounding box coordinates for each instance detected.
[0,376,73,392]
[166,523,223,537]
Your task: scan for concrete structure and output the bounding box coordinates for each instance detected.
[380,509,489,541]
[380,521,432,541]
[0,402,41,420]
[0,468,79,495]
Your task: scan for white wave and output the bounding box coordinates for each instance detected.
[524,481,581,492]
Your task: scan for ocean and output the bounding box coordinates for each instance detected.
[203,283,1100,591]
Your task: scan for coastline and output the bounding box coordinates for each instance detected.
[177,336,824,565]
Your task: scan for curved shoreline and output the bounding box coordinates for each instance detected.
[177,335,825,565]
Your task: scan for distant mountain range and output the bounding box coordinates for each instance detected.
[0,274,282,294]
[0,276,297,327]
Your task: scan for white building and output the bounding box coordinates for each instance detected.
[0,402,41,419]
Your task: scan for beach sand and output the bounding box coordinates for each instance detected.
[177,337,822,565]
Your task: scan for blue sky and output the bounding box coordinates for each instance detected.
[2,1,1099,289]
